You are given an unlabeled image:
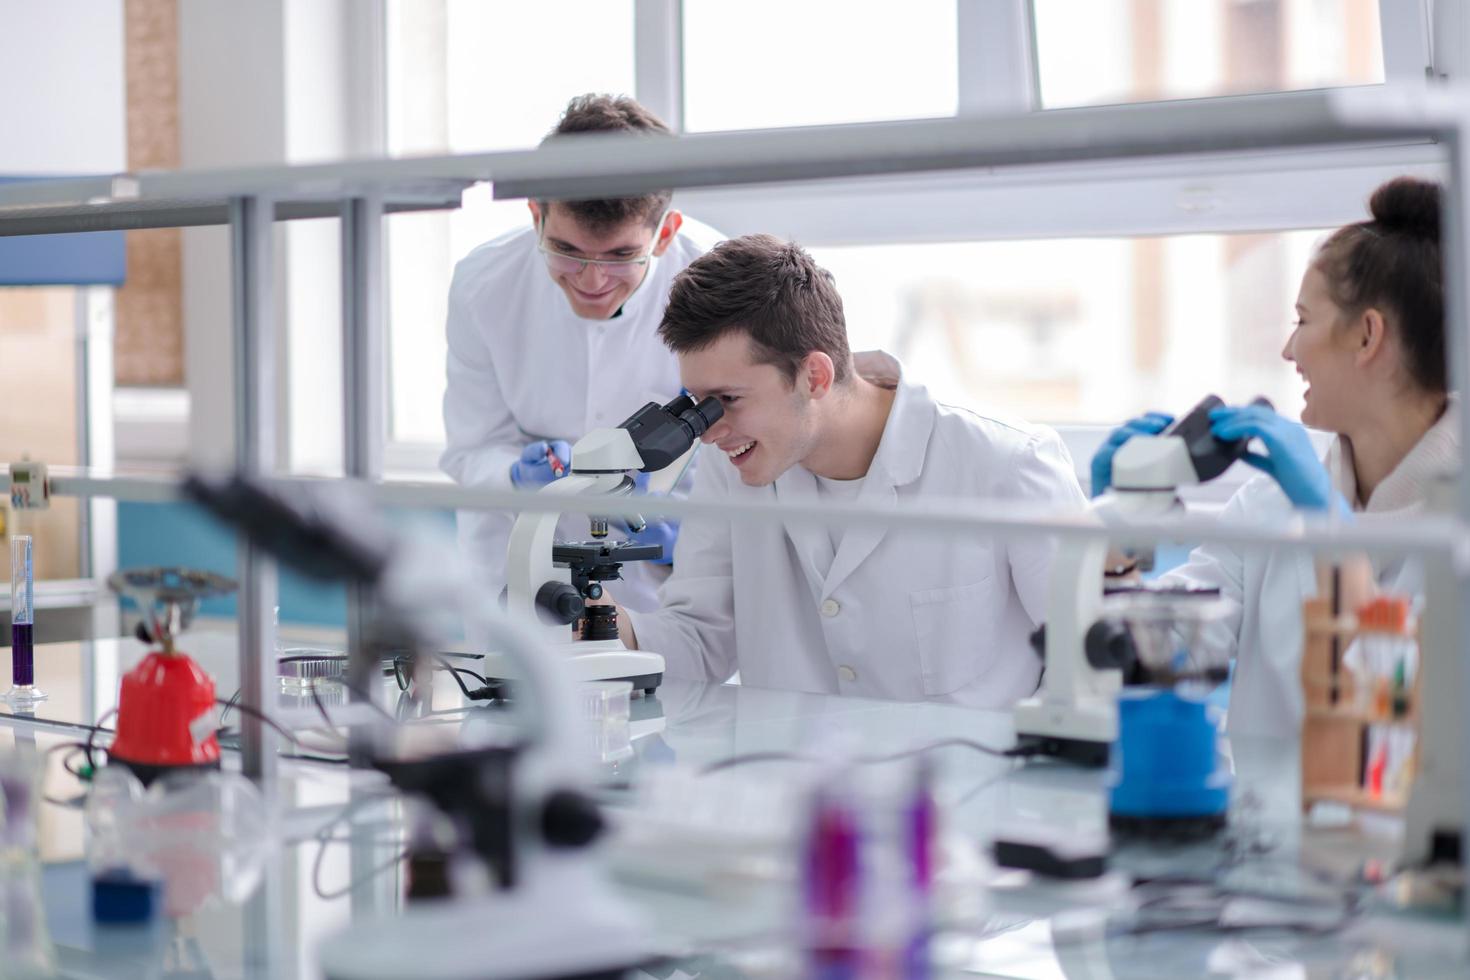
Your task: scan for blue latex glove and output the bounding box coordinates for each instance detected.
[1208,405,1345,514]
[509,440,572,488]
[1090,412,1174,498]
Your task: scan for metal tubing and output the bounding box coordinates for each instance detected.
[11,465,1470,562]
[341,195,386,764]
[1440,112,1470,942]
[229,196,279,786]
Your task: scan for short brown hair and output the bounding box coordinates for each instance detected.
[659,235,851,385]
[539,94,673,231]
[1315,176,1445,393]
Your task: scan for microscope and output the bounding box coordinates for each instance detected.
[1013,395,1268,767]
[495,393,724,693]
[182,474,660,980]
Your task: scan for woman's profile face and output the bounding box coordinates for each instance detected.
[1283,264,1360,432]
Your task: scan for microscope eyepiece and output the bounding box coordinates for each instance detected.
[676,396,723,439]
[616,395,728,471]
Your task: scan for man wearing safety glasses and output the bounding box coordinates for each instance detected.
[441,94,724,636]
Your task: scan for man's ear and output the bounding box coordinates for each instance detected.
[528,200,543,228]
[651,210,683,257]
[1355,307,1388,368]
[800,352,836,400]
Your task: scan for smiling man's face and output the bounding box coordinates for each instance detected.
[679,333,820,487]
[532,202,679,320]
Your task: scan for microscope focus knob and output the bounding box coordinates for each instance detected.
[535,582,585,626]
[1084,620,1138,676]
[540,789,604,849]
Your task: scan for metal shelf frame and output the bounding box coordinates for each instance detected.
[5,90,1470,929]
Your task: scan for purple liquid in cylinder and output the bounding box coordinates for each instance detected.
[11,623,33,686]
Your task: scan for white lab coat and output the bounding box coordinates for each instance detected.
[626,351,1089,709]
[1157,404,1459,737]
[439,218,725,629]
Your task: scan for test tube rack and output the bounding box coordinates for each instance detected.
[1300,596,1423,815]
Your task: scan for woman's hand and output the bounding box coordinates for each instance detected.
[1090,412,1174,498]
[1208,404,1346,514]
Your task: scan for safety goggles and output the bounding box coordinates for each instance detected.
[537,211,669,281]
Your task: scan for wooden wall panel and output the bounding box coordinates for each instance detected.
[115,0,183,387]
[0,288,81,581]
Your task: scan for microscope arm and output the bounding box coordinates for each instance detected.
[505,472,630,628]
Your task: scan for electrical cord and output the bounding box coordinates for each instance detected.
[216,698,308,747]
[310,793,409,900]
[1117,875,1361,937]
[217,688,243,728]
[698,736,1024,775]
[389,653,500,702]
[40,741,97,807]
[431,655,489,687]
[312,846,411,901]
[84,707,119,772]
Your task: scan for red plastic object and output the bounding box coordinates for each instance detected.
[109,650,220,768]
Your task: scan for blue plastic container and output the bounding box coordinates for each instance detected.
[1109,688,1231,831]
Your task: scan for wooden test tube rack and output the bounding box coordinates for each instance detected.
[1300,596,1421,814]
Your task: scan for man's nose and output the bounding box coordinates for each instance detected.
[577,262,610,288]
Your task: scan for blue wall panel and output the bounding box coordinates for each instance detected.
[0,177,125,286]
[116,501,458,628]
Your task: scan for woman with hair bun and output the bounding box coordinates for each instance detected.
[1090,176,1458,736]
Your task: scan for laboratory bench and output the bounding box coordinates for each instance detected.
[0,634,1466,979]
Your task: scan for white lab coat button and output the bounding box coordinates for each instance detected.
[837,665,858,683]
[595,412,604,421]
[820,599,840,618]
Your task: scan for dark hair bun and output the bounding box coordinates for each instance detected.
[1370,177,1441,241]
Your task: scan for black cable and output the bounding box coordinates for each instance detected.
[434,660,474,699]
[308,675,397,723]
[218,688,242,728]
[40,741,99,808]
[433,656,489,686]
[280,752,350,766]
[699,736,1020,775]
[61,746,89,780]
[429,654,498,700]
[310,795,408,900]
[45,740,92,782]
[312,846,410,901]
[84,707,118,771]
[1122,882,1359,937]
[859,737,1022,764]
[391,653,498,702]
[310,677,336,730]
[216,698,304,747]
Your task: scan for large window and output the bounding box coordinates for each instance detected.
[682,0,957,131]
[1034,0,1385,109]
[813,230,1320,425]
[384,0,635,445]
[0,288,83,581]
[376,0,1429,461]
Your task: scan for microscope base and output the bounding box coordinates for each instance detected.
[1013,696,1116,767]
[318,858,655,980]
[482,645,665,695]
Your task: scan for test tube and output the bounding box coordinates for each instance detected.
[7,536,47,705]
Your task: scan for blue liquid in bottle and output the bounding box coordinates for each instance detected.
[11,623,33,686]
[8,536,45,704]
